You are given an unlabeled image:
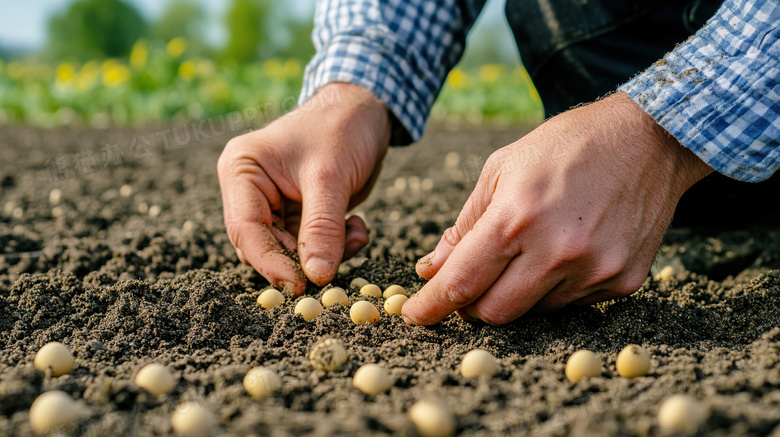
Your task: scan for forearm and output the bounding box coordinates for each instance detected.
[299,0,486,145]
[620,0,780,182]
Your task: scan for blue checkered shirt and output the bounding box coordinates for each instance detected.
[300,0,780,182]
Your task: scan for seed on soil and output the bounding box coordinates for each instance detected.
[119,184,133,197]
[384,294,408,316]
[309,337,348,372]
[350,277,369,289]
[29,390,79,434]
[565,350,601,383]
[171,401,217,437]
[243,367,282,399]
[257,288,284,309]
[460,349,499,378]
[350,301,381,324]
[321,287,349,307]
[359,284,382,298]
[616,344,651,378]
[34,342,75,377]
[353,363,393,395]
[49,188,62,205]
[294,297,323,321]
[657,394,704,434]
[408,400,456,437]
[383,284,407,299]
[135,363,176,397]
[655,265,676,281]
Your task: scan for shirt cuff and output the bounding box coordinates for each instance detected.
[619,0,780,183]
[299,36,432,145]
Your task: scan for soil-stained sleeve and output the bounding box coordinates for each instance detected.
[619,0,780,183]
[298,0,486,145]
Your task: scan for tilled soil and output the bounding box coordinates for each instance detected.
[1,123,780,436]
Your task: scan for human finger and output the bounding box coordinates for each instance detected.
[343,215,369,260]
[403,206,514,325]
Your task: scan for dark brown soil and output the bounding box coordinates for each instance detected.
[1,123,780,436]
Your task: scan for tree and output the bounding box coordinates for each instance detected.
[152,0,210,57]
[45,0,148,61]
[222,0,270,63]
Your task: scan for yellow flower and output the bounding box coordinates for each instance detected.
[263,58,283,79]
[75,61,100,91]
[283,59,301,78]
[447,68,468,89]
[102,64,131,87]
[130,39,149,70]
[196,59,215,77]
[478,64,505,83]
[166,37,187,58]
[56,63,76,84]
[178,60,196,81]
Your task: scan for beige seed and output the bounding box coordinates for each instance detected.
[49,189,62,205]
[257,288,284,309]
[321,287,349,307]
[655,265,676,281]
[460,349,499,378]
[359,284,382,299]
[353,363,393,395]
[29,390,79,434]
[565,350,601,383]
[171,401,217,437]
[135,363,176,397]
[119,184,133,197]
[350,277,369,289]
[383,284,407,299]
[657,395,704,434]
[350,301,381,324]
[616,344,651,378]
[384,294,408,316]
[34,342,75,377]
[309,337,348,372]
[408,400,456,437]
[295,297,323,321]
[243,367,282,399]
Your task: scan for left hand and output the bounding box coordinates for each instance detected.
[402,92,713,325]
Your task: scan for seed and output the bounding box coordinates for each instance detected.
[148,205,161,217]
[119,184,133,197]
[34,342,75,377]
[350,301,380,324]
[616,344,651,378]
[29,390,79,434]
[353,363,393,395]
[257,288,284,309]
[309,337,348,372]
[384,294,408,316]
[383,284,407,299]
[657,395,704,434]
[408,400,456,437]
[565,350,601,383]
[135,363,176,397]
[171,401,217,437]
[359,284,382,298]
[321,287,349,307]
[350,277,369,289]
[49,189,62,205]
[294,297,323,321]
[243,367,282,399]
[460,349,499,378]
[655,265,676,281]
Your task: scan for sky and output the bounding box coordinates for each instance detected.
[0,0,514,57]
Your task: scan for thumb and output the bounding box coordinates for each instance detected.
[297,175,350,285]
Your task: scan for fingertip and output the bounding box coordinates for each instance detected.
[279,279,306,297]
[415,251,435,279]
[303,256,337,286]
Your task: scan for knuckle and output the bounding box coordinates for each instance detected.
[444,279,476,308]
[441,226,463,247]
[476,306,514,325]
[301,212,343,239]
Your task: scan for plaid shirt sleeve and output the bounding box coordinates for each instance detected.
[619,0,780,183]
[299,0,486,145]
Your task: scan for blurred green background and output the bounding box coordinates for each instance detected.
[0,0,542,128]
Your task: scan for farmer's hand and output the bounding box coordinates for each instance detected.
[404,92,712,325]
[218,83,390,295]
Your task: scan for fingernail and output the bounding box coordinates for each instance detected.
[402,314,418,325]
[305,256,331,281]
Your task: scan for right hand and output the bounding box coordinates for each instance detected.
[217,83,391,295]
